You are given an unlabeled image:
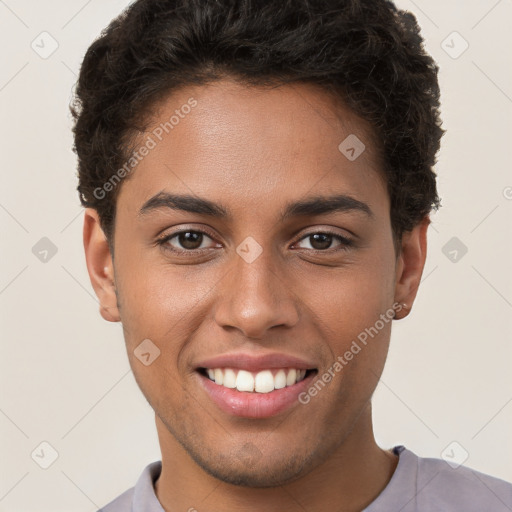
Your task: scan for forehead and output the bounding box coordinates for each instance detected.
[118,79,388,217]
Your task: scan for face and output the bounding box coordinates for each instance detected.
[84,79,427,487]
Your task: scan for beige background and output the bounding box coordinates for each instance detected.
[1,0,511,510]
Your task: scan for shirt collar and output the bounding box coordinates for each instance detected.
[363,445,418,512]
[132,460,165,512]
[131,446,412,512]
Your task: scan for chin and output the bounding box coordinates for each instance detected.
[156,408,328,487]
[194,456,309,488]
[180,438,321,488]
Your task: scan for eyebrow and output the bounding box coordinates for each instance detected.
[138,191,374,221]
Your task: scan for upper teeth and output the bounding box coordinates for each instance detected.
[206,368,308,393]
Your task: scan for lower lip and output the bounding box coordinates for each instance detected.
[196,370,317,419]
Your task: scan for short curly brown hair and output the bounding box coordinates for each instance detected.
[71,0,443,249]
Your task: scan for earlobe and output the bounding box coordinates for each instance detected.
[393,216,430,320]
[83,208,121,322]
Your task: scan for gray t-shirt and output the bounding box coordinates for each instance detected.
[98,445,512,511]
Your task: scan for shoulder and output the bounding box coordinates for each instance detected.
[366,446,512,512]
[407,447,512,511]
[96,460,163,512]
[96,487,134,512]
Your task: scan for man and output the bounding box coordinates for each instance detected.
[72,0,512,510]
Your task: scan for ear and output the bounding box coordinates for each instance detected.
[83,208,120,322]
[393,216,430,320]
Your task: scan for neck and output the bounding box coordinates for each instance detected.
[154,404,398,512]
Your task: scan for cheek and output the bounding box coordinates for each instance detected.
[303,240,396,387]
[115,261,198,409]
[116,251,201,329]
[311,252,396,334]
[114,255,216,386]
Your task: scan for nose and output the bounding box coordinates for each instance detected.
[213,245,300,340]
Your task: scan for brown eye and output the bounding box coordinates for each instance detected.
[309,233,333,250]
[176,231,204,250]
[158,229,220,253]
[295,231,353,252]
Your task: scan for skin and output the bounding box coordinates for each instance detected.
[83,79,429,511]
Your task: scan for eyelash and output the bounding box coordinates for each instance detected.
[156,228,354,255]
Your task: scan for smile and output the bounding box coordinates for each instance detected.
[199,367,314,393]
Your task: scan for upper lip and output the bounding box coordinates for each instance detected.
[195,352,317,372]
